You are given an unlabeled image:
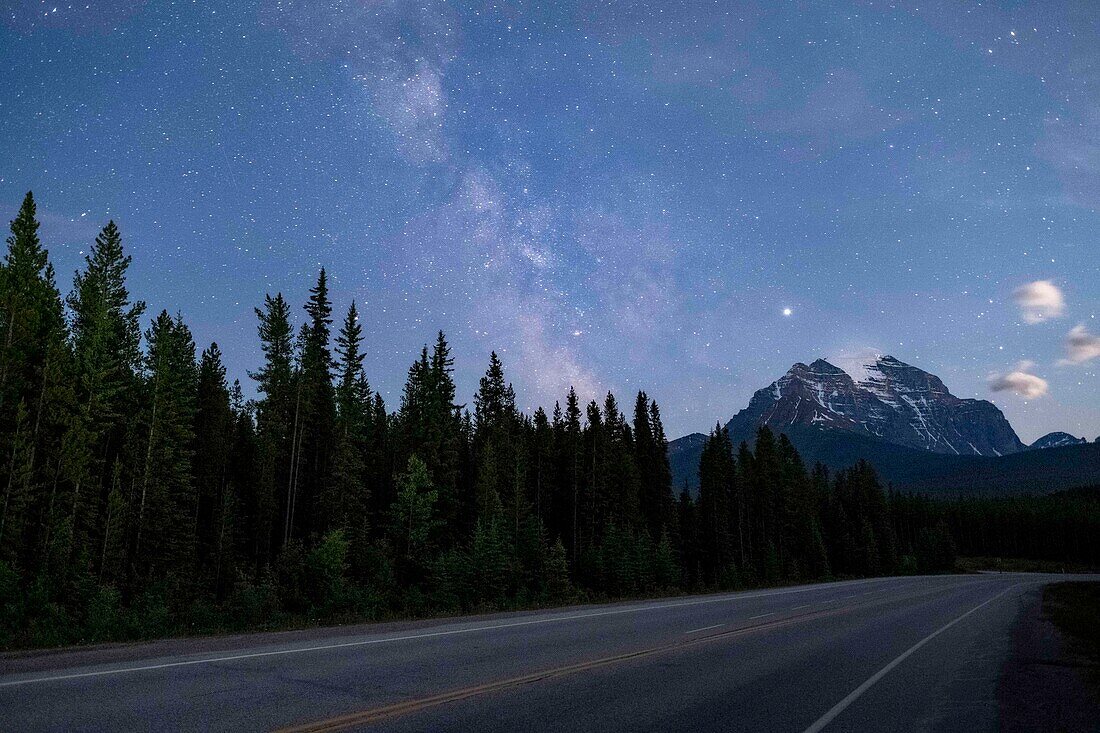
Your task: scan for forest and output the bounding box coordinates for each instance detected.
[1,192,1098,650]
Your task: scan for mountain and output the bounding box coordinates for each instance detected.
[668,431,707,493]
[667,355,1100,495]
[757,426,1100,496]
[1029,432,1088,450]
[669,424,1100,497]
[726,355,1024,456]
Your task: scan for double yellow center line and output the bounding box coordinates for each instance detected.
[275,581,979,732]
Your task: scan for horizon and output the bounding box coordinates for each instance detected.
[3,1,1098,443]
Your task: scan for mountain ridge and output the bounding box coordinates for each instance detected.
[725,354,1024,456]
[669,355,1095,496]
[1029,431,1088,450]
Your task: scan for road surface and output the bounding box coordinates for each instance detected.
[1,574,1097,732]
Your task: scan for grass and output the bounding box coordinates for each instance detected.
[1043,582,1100,683]
[957,556,1100,574]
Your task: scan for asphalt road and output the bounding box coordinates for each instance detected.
[1,574,1097,732]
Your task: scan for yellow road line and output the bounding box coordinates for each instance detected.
[274,580,992,733]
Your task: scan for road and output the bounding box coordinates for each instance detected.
[1,574,1097,732]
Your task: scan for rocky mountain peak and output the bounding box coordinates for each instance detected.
[1029,432,1088,450]
[725,356,1025,457]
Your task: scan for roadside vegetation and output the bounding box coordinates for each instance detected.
[1,193,1098,651]
[1043,583,1100,685]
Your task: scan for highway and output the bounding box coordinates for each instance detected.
[1,574,1096,732]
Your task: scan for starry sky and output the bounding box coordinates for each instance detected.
[2,0,1098,443]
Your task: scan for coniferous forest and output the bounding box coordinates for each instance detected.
[1,192,1098,650]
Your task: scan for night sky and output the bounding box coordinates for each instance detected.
[2,0,1097,443]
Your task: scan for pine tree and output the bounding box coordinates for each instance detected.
[0,193,68,568]
[470,515,510,606]
[226,380,261,578]
[471,352,519,525]
[426,333,462,542]
[0,192,61,411]
[581,399,604,557]
[66,220,145,580]
[633,393,675,543]
[697,425,735,584]
[193,343,235,596]
[530,406,551,526]
[749,426,781,577]
[291,269,336,541]
[562,388,582,557]
[250,292,294,561]
[131,312,198,587]
[474,352,512,438]
[543,536,571,603]
[366,391,390,519]
[389,455,441,583]
[328,302,371,550]
[677,488,700,589]
[602,392,640,532]
[654,529,679,588]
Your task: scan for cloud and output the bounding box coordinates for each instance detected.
[988,361,1049,399]
[1059,324,1100,365]
[1012,280,1065,324]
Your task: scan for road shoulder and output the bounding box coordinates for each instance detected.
[998,582,1100,732]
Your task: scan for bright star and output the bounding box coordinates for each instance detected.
[782,307,793,317]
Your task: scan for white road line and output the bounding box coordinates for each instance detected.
[749,612,775,620]
[800,582,1025,733]
[0,577,903,688]
[793,604,811,610]
[684,624,723,634]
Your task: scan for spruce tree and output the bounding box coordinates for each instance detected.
[697,425,735,584]
[329,302,370,543]
[0,193,68,569]
[250,293,294,560]
[66,220,145,581]
[426,332,462,543]
[389,455,441,583]
[193,343,235,596]
[293,269,336,540]
[131,312,197,588]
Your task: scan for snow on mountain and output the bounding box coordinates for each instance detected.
[724,355,1026,457]
[1028,432,1088,450]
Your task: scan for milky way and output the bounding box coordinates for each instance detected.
[1,0,1097,441]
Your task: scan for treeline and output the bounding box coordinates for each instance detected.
[893,489,1100,569]
[0,192,1096,650]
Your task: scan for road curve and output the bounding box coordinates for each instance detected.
[0,574,1094,732]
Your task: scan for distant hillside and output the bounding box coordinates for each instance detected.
[896,439,1100,496]
[668,432,707,494]
[669,427,1100,497]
